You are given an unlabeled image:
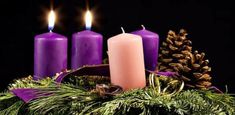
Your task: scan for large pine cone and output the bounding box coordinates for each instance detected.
[158,29,212,89]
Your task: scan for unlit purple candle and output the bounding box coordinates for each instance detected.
[34,10,67,80]
[131,25,159,71]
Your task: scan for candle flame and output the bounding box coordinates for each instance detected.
[48,10,56,32]
[85,10,92,30]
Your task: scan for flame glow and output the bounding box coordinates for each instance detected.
[85,10,92,30]
[48,10,56,32]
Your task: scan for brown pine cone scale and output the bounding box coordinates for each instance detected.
[158,29,212,89]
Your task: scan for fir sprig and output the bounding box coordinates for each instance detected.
[0,75,234,115]
[0,92,24,115]
[8,76,54,90]
[27,83,101,115]
[203,91,235,114]
[88,89,235,115]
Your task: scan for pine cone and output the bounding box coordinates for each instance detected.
[158,29,212,89]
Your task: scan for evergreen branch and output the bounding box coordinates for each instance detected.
[0,91,14,101]
[8,76,54,90]
[1,75,234,115]
[203,91,235,114]
[88,89,235,115]
[27,83,101,115]
[0,101,24,115]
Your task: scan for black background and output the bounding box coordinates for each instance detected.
[0,0,234,93]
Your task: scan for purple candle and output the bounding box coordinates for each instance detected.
[34,10,67,80]
[131,25,159,71]
[71,10,103,69]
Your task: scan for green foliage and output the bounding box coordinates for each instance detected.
[88,89,235,115]
[0,75,234,115]
[203,91,235,115]
[0,92,24,115]
[8,76,54,89]
[64,75,110,90]
[27,84,100,115]
[89,88,173,115]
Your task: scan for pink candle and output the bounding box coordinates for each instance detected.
[107,28,146,90]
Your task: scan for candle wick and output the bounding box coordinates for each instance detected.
[141,25,146,30]
[86,27,91,31]
[121,27,125,33]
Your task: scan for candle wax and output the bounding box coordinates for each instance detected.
[71,30,103,69]
[34,32,67,80]
[131,29,159,71]
[108,33,146,90]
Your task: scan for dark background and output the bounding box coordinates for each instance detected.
[0,0,234,93]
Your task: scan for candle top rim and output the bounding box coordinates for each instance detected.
[131,29,159,38]
[35,32,67,39]
[73,30,102,37]
[108,33,142,43]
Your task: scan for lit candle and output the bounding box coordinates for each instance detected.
[71,10,103,69]
[34,10,67,80]
[108,28,146,90]
[131,25,159,71]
